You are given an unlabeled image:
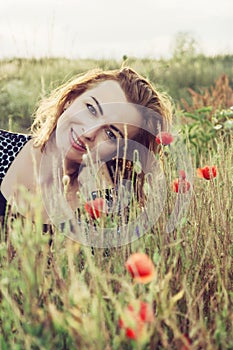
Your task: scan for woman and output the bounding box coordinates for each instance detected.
[0,67,172,242]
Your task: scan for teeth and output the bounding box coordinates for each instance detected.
[72,130,78,142]
[71,129,86,149]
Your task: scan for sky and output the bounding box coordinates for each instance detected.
[0,0,233,60]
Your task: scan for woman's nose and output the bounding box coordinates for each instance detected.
[81,126,98,142]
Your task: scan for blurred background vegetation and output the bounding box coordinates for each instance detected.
[0,33,233,350]
[0,33,232,133]
[0,33,232,167]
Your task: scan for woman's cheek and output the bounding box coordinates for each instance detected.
[92,142,116,161]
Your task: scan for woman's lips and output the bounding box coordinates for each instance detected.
[69,128,87,152]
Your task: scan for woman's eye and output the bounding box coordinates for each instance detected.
[105,129,117,142]
[86,103,97,116]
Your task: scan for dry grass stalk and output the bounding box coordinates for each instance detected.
[181,74,233,114]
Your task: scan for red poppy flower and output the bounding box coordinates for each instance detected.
[119,301,154,340]
[155,131,174,146]
[180,333,192,350]
[84,198,107,219]
[139,301,154,322]
[172,170,191,193]
[125,327,137,340]
[197,165,217,180]
[125,253,156,284]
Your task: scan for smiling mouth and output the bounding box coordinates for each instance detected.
[70,128,87,151]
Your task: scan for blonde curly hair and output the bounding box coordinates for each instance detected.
[31,67,173,152]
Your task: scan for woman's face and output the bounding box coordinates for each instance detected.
[56,80,143,164]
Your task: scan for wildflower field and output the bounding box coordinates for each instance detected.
[0,55,233,350]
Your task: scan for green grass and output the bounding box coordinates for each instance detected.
[0,132,232,349]
[0,57,233,349]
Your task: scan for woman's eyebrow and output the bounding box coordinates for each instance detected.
[90,96,103,115]
[110,125,124,139]
[90,95,124,138]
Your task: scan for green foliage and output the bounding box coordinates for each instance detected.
[180,107,233,165]
[0,134,233,349]
[0,54,233,349]
[1,54,233,132]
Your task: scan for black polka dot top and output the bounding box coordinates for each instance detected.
[0,129,32,185]
[0,129,32,217]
